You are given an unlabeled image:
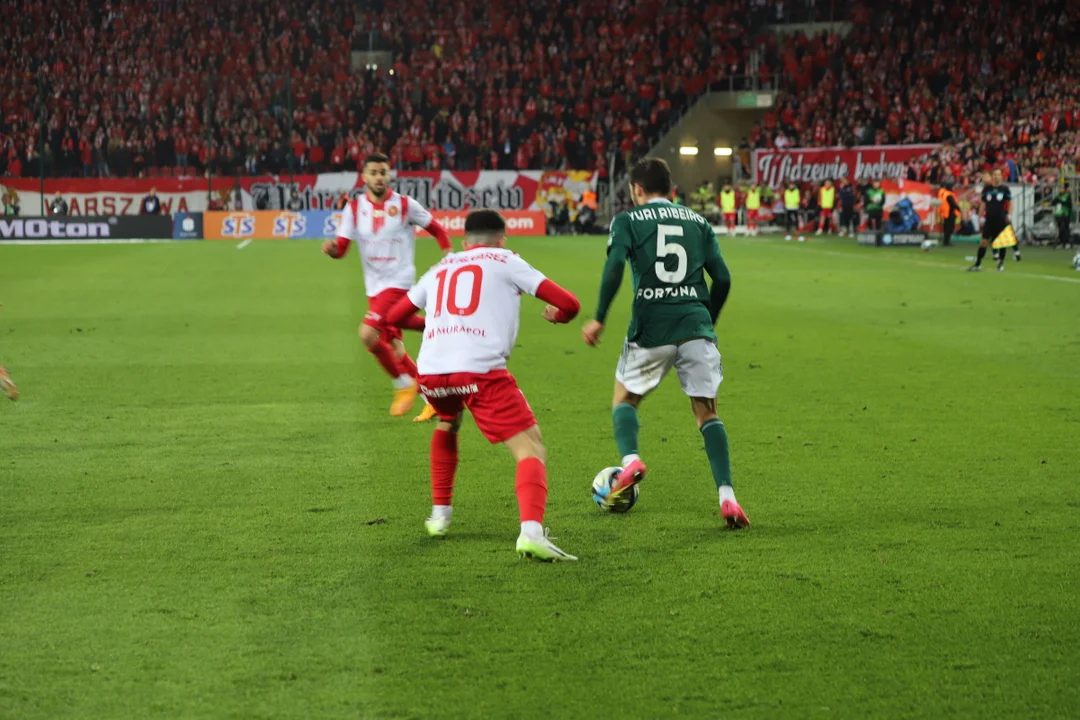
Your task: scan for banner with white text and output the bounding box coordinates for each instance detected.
[753,145,941,189]
[0,171,597,218]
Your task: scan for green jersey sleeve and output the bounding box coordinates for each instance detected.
[703,227,731,324]
[595,212,631,323]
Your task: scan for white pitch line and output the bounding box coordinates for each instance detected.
[768,242,1080,284]
[236,239,252,250]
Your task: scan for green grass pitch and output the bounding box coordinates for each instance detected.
[1,235,1078,719]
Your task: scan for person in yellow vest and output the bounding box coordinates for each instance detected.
[690,182,709,215]
[745,183,761,236]
[816,180,836,235]
[719,183,738,234]
[936,180,961,246]
[702,181,719,224]
[783,182,801,240]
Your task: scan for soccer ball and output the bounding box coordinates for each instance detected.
[1073,251,1080,271]
[921,239,933,252]
[591,466,639,513]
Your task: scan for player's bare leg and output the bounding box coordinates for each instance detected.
[425,413,461,536]
[360,324,417,415]
[691,396,749,529]
[506,425,576,561]
[0,366,18,401]
[609,380,647,500]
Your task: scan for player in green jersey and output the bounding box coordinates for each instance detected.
[582,158,750,528]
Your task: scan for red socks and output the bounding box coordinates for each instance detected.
[429,435,546,523]
[431,429,458,506]
[514,457,547,524]
[398,352,419,379]
[368,340,403,379]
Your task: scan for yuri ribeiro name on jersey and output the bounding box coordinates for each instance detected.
[627,204,703,223]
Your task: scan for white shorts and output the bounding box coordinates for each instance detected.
[616,338,723,397]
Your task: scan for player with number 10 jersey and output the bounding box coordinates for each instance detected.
[387,209,582,562]
[582,157,750,529]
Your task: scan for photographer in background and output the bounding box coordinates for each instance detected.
[1052,183,1073,249]
[864,180,884,231]
[141,187,162,215]
[286,189,303,211]
[48,192,68,216]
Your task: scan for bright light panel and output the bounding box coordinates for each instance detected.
[679,146,699,156]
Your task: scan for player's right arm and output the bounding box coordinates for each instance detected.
[702,224,732,325]
[323,200,356,258]
[583,213,630,346]
[385,268,433,328]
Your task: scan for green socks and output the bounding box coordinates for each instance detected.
[700,418,733,490]
[613,407,733,491]
[612,403,640,460]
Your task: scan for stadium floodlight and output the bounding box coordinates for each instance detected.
[679,146,699,156]
[714,147,733,156]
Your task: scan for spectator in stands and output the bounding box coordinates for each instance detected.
[141,188,162,215]
[2,0,1076,182]
[2,192,19,216]
[48,192,68,216]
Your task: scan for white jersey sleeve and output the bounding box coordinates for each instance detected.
[505,253,547,296]
[404,195,433,229]
[337,200,359,241]
[407,267,433,311]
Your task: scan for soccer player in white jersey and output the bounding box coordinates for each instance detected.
[322,153,452,420]
[386,210,582,561]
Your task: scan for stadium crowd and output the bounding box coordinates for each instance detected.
[1,0,1077,182]
[0,0,758,179]
[748,0,1080,184]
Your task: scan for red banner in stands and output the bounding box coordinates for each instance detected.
[429,211,546,236]
[0,171,596,218]
[753,144,941,189]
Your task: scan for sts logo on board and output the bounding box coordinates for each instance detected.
[273,212,306,238]
[323,212,343,238]
[222,213,255,237]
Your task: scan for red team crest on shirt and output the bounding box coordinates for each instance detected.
[388,206,399,217]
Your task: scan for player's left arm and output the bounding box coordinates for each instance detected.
[584,213,630,345]
[1003,186,1012,221]
[506,256,580,324]
[703,225,732,324]
[405,197,453,254]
